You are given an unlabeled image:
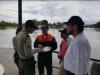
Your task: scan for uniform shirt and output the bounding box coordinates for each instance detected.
[12,36,17,52]
[16,31,38,60]
[12,36,19,58]
[64,32,91,75]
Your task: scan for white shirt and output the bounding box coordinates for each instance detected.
[64,32,91,75]
[67,35,73,46]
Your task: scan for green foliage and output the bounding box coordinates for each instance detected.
[94,22,100,28]
[0,20,63,29]
[32,19,63,29]
[85,22,100,28]
[0,21,17,29]
[1,19,100,29]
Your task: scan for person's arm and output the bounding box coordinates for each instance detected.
[23,35,38,59]
[58,41,63,60]
[12,37,17,51]
[51,38,57,51]
[24,36,33,58]
[33,38,43,53]
[75,43,87,75]
[34,38,39,48]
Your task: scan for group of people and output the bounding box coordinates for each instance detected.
[12,16,91,75]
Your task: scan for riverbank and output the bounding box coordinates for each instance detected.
[0,27,16,29]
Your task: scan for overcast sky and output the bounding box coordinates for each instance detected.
[0,1,100,24]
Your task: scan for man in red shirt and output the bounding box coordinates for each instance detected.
[58,28,69,75]
[58,29,69,62]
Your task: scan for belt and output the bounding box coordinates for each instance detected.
[19,57,34,61]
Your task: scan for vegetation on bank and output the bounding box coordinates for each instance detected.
[84,22,100,28]
[0,20,63,29]
[0,21,17,29]
[0,20,100,29]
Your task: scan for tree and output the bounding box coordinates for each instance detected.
[95,22,100,28]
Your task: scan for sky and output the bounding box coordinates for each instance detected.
[0,1,100,24]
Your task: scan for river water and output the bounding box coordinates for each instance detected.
[0,28,100,60]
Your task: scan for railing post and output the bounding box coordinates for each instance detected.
[18,0,22,29]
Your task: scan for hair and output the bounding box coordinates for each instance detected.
[69,16,84,33]
[42,20,48,25]
[77,24,84,33]
[16,27,22,35]
[25,20,35,28]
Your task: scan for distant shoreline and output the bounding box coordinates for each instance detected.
[0,27,17,29]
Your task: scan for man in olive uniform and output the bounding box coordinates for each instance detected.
[16,20,42,75]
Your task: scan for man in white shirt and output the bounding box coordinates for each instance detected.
[64,16,91,75]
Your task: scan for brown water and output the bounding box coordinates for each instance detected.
[0,28,100,75]
[0,28,100,59]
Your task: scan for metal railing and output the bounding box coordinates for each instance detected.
[52,51,100,69]
[90,58,100,62]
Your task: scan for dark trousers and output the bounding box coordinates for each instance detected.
[19,57,36,75]
[38,52,52,75]
[65,70,75,75]
[65,70,88,75]
[14,52,20,75]
[14,52,19,68]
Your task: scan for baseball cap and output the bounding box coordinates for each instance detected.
[25,20,39,29]
[59,28,68,34]
[64,16,84,26]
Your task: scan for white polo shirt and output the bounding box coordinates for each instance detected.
[64,32,91,75]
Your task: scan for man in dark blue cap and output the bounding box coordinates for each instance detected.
[64,16,91,75]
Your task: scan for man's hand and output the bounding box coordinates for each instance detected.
[37,48,43,52]
[38,44,43,49]
[58,52,62,60]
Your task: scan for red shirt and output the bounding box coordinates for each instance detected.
[60,39,68,60]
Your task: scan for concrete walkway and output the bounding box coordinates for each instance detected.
[0,48,18,75]
[0,48,59,75]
